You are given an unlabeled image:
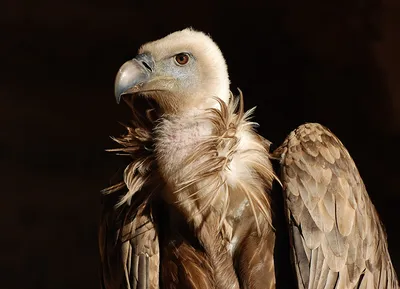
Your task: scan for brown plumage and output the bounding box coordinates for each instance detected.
[100,28,398,289]
[273,123,399,289]
[100,91,277,289]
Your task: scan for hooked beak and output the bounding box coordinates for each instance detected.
[114,53,155,104]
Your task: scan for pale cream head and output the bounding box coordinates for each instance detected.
[114,28,231,115]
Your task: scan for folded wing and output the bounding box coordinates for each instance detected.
[99,191,160,289]
[274,123,398,289]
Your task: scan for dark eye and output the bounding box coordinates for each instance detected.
[174,53,190,65]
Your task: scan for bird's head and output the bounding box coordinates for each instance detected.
[114,28,230,116]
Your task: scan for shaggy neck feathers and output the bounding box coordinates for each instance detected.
[106,93,276,235]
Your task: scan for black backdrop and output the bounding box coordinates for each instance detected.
[2,0,400,288]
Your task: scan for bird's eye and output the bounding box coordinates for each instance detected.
[174,53,190,66]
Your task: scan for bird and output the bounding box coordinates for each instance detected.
[99,28,399,289]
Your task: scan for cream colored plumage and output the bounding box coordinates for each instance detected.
[100,28,398,289]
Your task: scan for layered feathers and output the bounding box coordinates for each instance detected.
[273,123,399,289]
[154,92,275,232]
[101,28,398,289]
[100,92,277,289]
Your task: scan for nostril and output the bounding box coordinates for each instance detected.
[141,61,152,72]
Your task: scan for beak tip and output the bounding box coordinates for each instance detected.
[114,55,153,105]
[114,88,122,104]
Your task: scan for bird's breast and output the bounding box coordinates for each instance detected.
[154,110,273,238]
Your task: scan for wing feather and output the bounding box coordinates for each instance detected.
[99,190,160,289]
[274,123,398,288]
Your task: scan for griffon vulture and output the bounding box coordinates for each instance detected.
[99,28,398,289]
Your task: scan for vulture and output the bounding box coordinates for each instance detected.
[99,28,399,289]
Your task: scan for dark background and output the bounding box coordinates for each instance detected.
[2,0,399,288]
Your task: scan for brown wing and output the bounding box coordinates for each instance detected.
[99,190,160,289]
[274,123,398,289]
